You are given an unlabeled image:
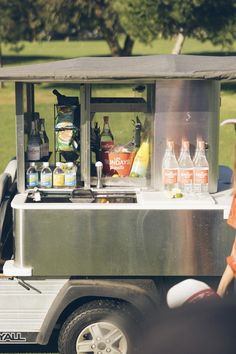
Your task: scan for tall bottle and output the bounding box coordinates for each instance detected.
[26,162,39,188]
[27,120,42,161]
[100,116,114,151]
[130,138,149,177]
[194,140,209,193]
[40,162,52,188]
[178,140,194,193]
[65,162,77,188]
[53,162,65,188]
[162,140,179,191]
[39,118,49,159]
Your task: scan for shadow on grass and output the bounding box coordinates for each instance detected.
[2,55,66,66]
[2,53,113,66]
[184,51,236,56]
[221,82,236,93]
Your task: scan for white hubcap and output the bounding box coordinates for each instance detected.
[76,321,128,354]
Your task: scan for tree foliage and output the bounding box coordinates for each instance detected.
[115,0,236,54]
[0,0,236,58]
[38,0,134,56]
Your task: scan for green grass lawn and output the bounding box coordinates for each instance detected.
[0,38,236,173]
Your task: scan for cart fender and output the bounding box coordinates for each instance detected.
[37,278,159,345]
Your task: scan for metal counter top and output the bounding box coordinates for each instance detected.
[11,189,232,218]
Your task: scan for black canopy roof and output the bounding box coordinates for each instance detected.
[0,55,236,83]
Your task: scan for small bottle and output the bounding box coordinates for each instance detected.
[194,140,209,193]
[27,120,42,161]
[65,162,77,188]
[40,162,52,188]
[53,162,65,188]
[162,140,179,191]
[39,118,49,159]
[26,162,39,188]
[178,140,194,193]
[100,116,114,151]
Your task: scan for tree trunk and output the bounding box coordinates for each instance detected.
[172,32,185,55]
[104,33,122,57]
[121,35,134,56]
[0,42,4,88]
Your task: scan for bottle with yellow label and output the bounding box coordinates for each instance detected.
[53,162,65,188]
[130,139,149,177]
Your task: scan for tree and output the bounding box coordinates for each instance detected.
[0,0,45,87]
[39,0,134,56]
[114,0,236,55]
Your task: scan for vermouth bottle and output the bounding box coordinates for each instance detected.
[162,140,179,191]
[27,120,42,161]
[178,140,194,193]
[194,140,209,193]
[39,118,49,159]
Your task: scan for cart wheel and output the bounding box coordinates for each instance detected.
[58,299,139,354]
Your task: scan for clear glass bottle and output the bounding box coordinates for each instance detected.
[194,140,209,193]
[162,140,179,191]
[178,138,187,164]
[65,162,77,188]
[100,116,114,151]
[40,162,52,188]
[53,162,65,188]
[26,162,39,188]
[178,140,194,193]
[193,138,204,164]
[27,120,42,161]
[39,118,49,159]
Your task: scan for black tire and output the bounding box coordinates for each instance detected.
[58,299,140,354]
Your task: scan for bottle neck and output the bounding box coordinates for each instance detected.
[30,121,37,135]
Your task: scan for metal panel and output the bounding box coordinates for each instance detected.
[14,208,233,276]
[15,82,25,193]
[90,97,147,113]
[80,84,91,188]
[153,80,220,192]
[0,278,67,333]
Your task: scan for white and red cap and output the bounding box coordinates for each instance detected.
[167,279,219,309]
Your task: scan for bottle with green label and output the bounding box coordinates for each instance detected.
[53,162,65,188]
[40,162,52,188]
[65,162,77,188]
[26,162,39,188]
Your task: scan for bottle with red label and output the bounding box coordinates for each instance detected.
[162,140,179,191]
[194,140,209,193]
[100,116,114,152]
[178,140,194,193]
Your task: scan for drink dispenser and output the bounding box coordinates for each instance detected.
[153,80,220,193]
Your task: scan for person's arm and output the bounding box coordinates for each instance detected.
[217,236,236,297]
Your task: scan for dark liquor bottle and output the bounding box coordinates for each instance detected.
[100,116,114,152]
